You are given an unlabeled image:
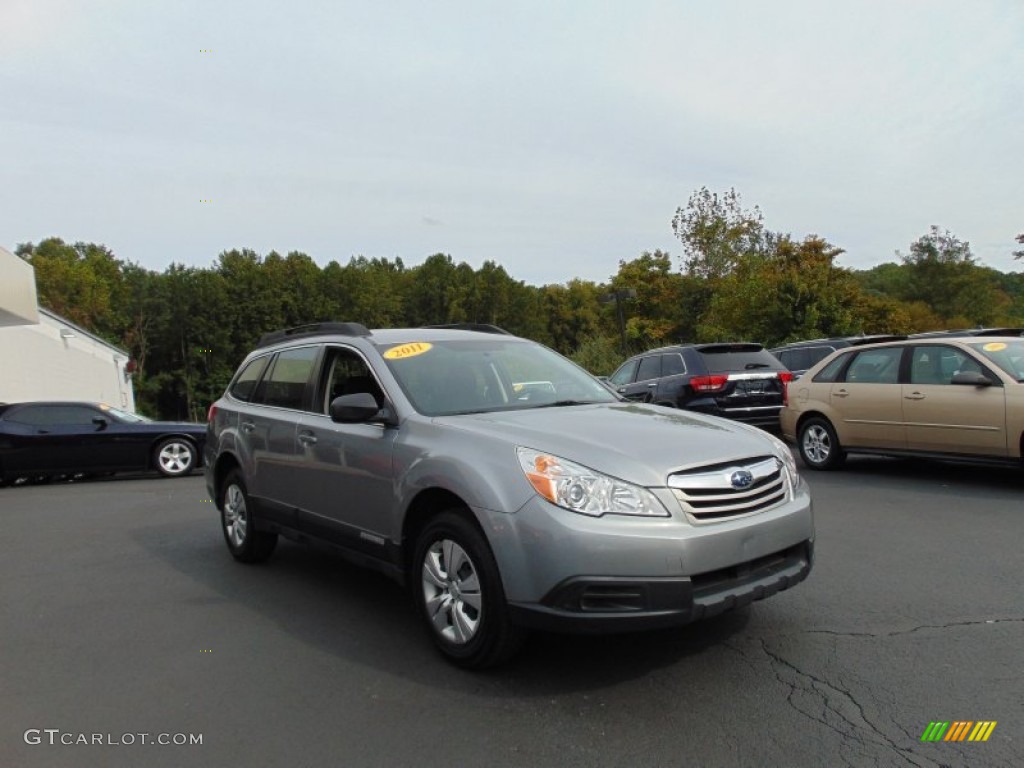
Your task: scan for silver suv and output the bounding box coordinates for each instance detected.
[205,323,814,667]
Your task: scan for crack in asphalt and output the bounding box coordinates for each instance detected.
[728,639,950,768]
[804,617,1024,640]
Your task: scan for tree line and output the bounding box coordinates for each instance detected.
[17,188,1024,420]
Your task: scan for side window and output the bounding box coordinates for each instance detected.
[321,347,385,413]
[636,355,662,381]
[661,353,686,376]
[254,347,319,410]
[844,348,903,384]
[229,356,270,402]
[814,353,851,383]
[57,406,105,425]
[608,359,639,386]
[911,345,982,385]
[4,405,54,426]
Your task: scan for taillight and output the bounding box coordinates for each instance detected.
[207,404,218,423]
[690,375,728,393]
[779,371,794,405]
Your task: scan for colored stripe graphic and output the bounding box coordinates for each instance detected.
[921,721,996,742]
[968,722,997,742]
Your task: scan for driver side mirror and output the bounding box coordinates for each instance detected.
[92,417,109,430]
[951,371,992,387]
[329,393,397,426]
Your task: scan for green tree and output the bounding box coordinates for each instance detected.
[670,187,772,279]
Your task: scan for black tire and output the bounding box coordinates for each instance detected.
[154,437,197,477]
[798,416,846,470]
[412,511,525,669]
[220,470,277,563]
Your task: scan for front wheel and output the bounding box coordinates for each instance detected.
[154,438,197,477]
[220,470,277,563]
[412,512,524,669]
[798,417,846,470]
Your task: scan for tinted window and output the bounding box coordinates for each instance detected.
[844,348,903,384]
[636,355,662,381]
[255,347,319,410]
[661,353,686,376]
[608,359,639,386]
[230,356,270,402]
[4,405,100,426]
[698,347,783,373]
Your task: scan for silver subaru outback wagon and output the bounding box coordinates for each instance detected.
[205,323,814,668]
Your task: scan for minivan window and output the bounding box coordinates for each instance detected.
[844,348,903,384]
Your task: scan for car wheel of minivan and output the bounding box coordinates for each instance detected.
[413,512,524,669]
[798,417,846,470]
[154,438,196,477]
[220,470,278,563]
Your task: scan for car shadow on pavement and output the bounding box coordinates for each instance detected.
[828,455,1024,490]
[132,518,754,694]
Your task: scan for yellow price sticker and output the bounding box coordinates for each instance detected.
[383,342,433,360]
[982,342,1007,352]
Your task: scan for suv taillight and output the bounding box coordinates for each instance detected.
[207,404,218,423]
[779,371,794,405]
[690,375,728,393]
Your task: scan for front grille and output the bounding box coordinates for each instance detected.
[668,456,787,522]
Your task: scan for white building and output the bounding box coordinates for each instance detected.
[0,246,136,410]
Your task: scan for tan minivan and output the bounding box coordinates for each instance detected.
[780,336,1024,469]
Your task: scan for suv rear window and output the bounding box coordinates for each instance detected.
[697,345,784,373]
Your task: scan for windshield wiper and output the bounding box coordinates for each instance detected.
[532,400,599,408]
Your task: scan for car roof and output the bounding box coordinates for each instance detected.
[253,322,523,352]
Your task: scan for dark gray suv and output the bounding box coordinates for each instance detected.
[205,323,814,667]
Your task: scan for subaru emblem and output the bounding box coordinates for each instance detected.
[730,469,754,489]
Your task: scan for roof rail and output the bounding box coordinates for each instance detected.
[256,322,372,348]
[420,323,512,335]
[846,334,906,346]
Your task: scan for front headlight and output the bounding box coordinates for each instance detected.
[766,433,802,490]
[516,447,669,518]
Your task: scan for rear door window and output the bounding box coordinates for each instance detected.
[253,347,319,410]
[844,348,903,384]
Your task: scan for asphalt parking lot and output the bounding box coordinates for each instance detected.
[1,459,1021,768]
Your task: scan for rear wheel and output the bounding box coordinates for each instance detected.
[412,511,524,669]
[798,416,846,470]
[220,470,277,563]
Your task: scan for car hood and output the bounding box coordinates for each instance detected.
[433,402,782,487]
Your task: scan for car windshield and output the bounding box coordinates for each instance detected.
[380,338,618,416]
[100,405,151,423]
[967,340,1024,381]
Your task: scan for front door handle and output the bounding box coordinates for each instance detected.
[904,392,925,400]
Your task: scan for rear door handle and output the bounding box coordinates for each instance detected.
[297,431,317,446]
[240,421,255,433]
[833,389,849,398]
[904,392,925,400]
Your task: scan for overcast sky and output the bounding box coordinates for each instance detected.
[2,0,1022,285]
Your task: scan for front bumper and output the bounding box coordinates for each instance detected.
[482,483,814,633]
[508,540,812,632]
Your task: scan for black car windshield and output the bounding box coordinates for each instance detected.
[380,339,618,416]
[100,405,151,423]
[967,340,1024,381]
